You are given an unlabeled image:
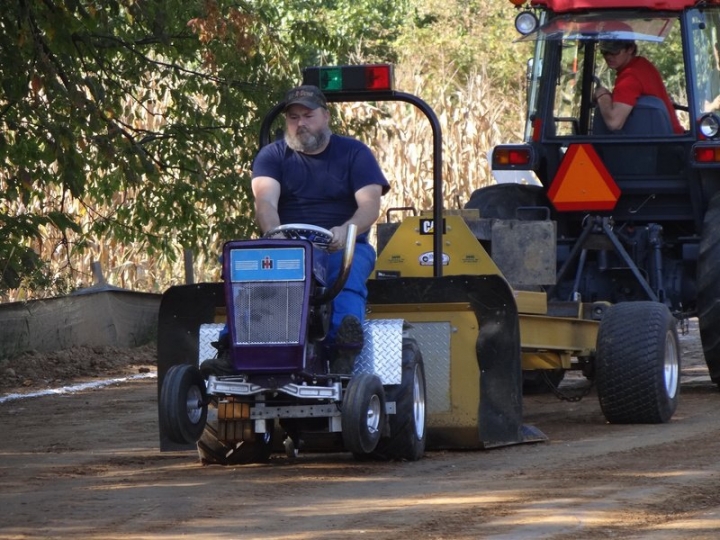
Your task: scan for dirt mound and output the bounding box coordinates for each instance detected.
[0,342,157,391]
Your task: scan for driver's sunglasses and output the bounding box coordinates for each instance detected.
[601,49,623,57]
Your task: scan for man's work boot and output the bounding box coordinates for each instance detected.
[200,350,236,378]
[331,315,365,374]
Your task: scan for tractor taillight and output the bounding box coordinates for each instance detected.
[494,146,532,166]
[694,146,720,163]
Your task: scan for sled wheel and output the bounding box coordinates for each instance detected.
[372,338,427,461]
[197,400,274,465]
[159,364,208,445]
[342,373,386,455]
[596,302,680,424]
[697,191,720,386]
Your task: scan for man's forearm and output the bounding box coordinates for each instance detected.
[344,204,381,235]
[255,201,281,234]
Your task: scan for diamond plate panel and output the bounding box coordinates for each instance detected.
[355,319,404,384]
[199,323,225,365]
[405,322,451,413]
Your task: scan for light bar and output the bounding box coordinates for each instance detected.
[302,64,394,93]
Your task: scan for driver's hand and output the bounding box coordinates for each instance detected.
[593,85,611,103]
[329,224,349,253]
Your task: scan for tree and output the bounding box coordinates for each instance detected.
[0,0,411,297]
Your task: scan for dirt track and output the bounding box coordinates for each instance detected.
[2,322,720,539]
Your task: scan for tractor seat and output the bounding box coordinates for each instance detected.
[593,95,674,136]
[593,96,675,176]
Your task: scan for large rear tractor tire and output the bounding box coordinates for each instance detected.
[159,364,208,445]
[596,302,680,424]
[197,400,274,465]
[464,183,548,219]
[697,191,720,386]
[372,338,427,461]
[342,373,386,456]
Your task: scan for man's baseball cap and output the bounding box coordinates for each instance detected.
[283,85,327,111]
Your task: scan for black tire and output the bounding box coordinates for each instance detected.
[197,400,274,465]
[342,373,386,455]
[159,364,208,445]
[697,191,720,386]
[372,338,427,461]
[464,183,548,219]
[595,302,680,424]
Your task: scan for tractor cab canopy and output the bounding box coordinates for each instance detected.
[517,13,675,43]
[515,6,720,142]
[527,0,712,11]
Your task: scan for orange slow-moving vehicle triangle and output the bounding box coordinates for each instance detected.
[548,144,620,211]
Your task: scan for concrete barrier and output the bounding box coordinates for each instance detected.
[0,286,161,358]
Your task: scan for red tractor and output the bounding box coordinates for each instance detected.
[487,0,720,386]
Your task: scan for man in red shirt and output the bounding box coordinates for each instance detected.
[593,39,684,134]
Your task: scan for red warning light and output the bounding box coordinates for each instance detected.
[366,65,392,90]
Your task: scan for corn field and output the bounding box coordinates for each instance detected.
[3,64,525,303]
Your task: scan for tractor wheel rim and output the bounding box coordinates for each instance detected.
[664,332,680,399]
[186,385,204,424]
[367,394,381,434]
[413,365,426,439]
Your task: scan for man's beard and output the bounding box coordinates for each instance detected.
[285,126,331,154]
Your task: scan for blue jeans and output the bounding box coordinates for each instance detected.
[325,242,376,342]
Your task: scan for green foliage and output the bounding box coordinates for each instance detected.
[397,0,531,93]
[0,0,412,296]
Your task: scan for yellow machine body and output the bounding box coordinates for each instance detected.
[367,214,601,449]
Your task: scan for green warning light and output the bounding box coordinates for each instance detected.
[320,68,343,91]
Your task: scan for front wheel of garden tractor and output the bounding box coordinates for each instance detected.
[342,373,386,456]
[159,364,208,445]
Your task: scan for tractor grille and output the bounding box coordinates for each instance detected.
[231,281,304,344]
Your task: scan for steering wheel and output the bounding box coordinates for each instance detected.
[263,223,333,246]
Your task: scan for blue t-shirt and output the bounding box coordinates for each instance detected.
[252,135,390,242]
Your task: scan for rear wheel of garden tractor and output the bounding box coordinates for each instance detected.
[372,338,427,461]
[342,373,386,456]
[197,399,274,465]
[596,302,680,424]
[697,191,720,387]
[159,364,208,445]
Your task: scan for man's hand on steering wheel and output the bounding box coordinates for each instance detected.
[328,223,352,253]
[592,75,612,104]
